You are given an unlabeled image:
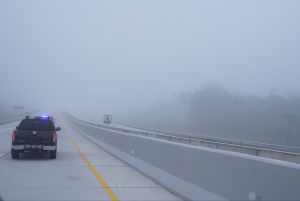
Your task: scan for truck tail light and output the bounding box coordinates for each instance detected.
[12,131,16,142]
[52,132,57,143]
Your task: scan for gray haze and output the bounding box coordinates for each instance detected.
[1,1,300,142]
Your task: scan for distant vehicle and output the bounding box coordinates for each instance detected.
[11,115,61,159]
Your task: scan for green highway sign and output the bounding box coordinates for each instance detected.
[103,114,112,126]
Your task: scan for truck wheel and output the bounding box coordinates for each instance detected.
[11,149,19,159]
[50,149,57,159]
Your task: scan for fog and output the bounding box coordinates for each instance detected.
[1,1,300,143]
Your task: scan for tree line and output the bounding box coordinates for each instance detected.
[125,84,300,146]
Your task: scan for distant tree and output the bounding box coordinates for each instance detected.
[126,85,300,146]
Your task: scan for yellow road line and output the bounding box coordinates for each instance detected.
[63,123,120,201]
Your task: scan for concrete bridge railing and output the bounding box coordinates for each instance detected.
[66,114,300,201]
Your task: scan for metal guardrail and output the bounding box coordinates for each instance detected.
[66,114,300,164]
[114,122,300,154]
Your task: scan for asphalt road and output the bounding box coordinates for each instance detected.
[0,118,182,201]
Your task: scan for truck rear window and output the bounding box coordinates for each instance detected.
[18,119,55,131]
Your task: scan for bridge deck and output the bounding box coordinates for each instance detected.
[0,120,181,201]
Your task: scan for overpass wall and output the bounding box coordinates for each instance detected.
[67,117,300,201]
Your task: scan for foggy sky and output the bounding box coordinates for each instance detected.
[1,0,300,115]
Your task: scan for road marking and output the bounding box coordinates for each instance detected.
[62,123,120,201]
[0,153,5,158]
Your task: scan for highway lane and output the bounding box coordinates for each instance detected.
[0,122,19,159]
[0,118,182,201]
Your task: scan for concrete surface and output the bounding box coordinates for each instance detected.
[0,119,182,201]
[68,116,300,201]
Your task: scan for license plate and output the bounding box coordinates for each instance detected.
[32,145,42,149]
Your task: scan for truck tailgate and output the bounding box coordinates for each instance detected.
[14,130,54,145]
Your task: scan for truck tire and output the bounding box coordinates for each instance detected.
[50,149,57,159]
[11,149,19,159]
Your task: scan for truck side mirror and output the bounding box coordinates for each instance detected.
[56,127,61,131]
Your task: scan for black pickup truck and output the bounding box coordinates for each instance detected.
[11,116,61,159]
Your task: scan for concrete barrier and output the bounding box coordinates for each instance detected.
[67,116,300,201]
[0,114,30,125]
[64,115,300,163]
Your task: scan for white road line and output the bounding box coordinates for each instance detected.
[0,153,5,158]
